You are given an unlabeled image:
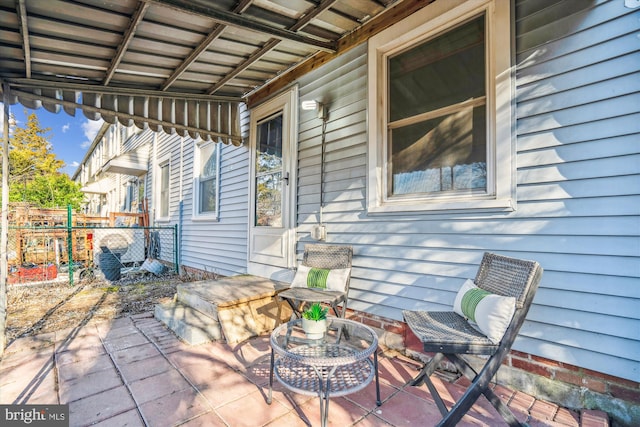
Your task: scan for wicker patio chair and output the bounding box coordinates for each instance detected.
[402,252,543,427]
[278,244,353,320]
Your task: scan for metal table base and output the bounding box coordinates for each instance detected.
[267,319,380,427]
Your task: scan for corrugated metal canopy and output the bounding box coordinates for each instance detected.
[0,0,398,144]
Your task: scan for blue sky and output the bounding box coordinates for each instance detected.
[0,103,103,177]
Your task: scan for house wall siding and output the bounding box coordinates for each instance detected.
[512,0,640,382]
[151,125,250,277]
[294,0,639,383]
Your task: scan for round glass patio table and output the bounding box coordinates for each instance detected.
[267,317,380,427]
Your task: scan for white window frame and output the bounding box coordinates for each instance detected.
[192,140,221,220]
[156,157,171,221]
[367,0,515,214]
[122,176,144,213]
[123,179,134,212]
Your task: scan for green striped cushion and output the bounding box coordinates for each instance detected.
[453,279,516,344]
[461,287,491,322]
[291,265,350,292]
[306,268,330,289]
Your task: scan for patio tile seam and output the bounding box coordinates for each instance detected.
[396,375,574,426]
[59,381,124,405]
[69,392,141,427]
[344,381,404,413]
[99,324,153,426]
[171,409,222,427]
[56,366,125,404]
[346,395,401,426]
[374,372,414,392]
[9,354,58,405]
[130,317,231,427]
[266,349,406,426]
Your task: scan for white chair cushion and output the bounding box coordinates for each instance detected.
[291,265,350,292]
[453,279,516,344]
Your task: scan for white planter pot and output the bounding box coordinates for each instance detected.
[302,318,327,339]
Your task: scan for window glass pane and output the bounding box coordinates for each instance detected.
[255,114,283,227]
[387,15,487,197]
[124,184,133,211]
[389,17,485,122]
[258,115,283,158]
[138,177,145,205]
[160,163,169,217]
[200,142,216,178]
[390,107,486,195]
[198,142,217,214]
[255,173,283,226]
[199,177,216,213]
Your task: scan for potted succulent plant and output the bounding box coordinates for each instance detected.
[301,303,328,339]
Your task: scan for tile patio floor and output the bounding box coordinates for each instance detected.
[0,313,608,427]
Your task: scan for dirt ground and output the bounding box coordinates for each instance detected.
[5,273,183,345]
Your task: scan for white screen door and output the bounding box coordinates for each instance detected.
[248,88,297,270]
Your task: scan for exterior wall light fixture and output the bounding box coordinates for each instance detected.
[301,100,326,120]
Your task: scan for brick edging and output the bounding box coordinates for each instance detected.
[349,307,637,426]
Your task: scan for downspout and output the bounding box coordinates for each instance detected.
[116,124,122,212]
[0,82,10,355]
[179,136,184,200]
[319,118,326,225]
[314,105,328,241]
[151,132,158,225]
[178,136,184,270]
[177,204,182,272]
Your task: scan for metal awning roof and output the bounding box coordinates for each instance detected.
[0,0,401,143]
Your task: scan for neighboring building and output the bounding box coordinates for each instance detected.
[146,121,251,277]
[70,0,639,423]
[73,122,149,219]
[74,114,251,277]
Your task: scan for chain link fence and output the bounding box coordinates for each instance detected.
[7,225,178,285]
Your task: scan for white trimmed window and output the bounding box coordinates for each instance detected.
[157,159,170,219]
[123,177,145,212]
[193,140,220,219]
[123,181,134,212]
[367,0,514,214]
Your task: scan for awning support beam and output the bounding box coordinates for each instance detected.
[16,0,31,78]
[148,0,336,52]
[104,2,150,85]
[161,0,254,91]
[207,39,279,95]
[205,0,337,95]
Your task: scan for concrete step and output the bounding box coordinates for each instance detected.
[157,275,292,345]
[176,275,287,321]
[177,282,220,321]
[154,300,223,345]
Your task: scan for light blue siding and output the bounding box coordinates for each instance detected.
[293,0,640,382]
[154,124,250,277]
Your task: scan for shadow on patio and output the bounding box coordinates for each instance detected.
[0,313,607,426]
